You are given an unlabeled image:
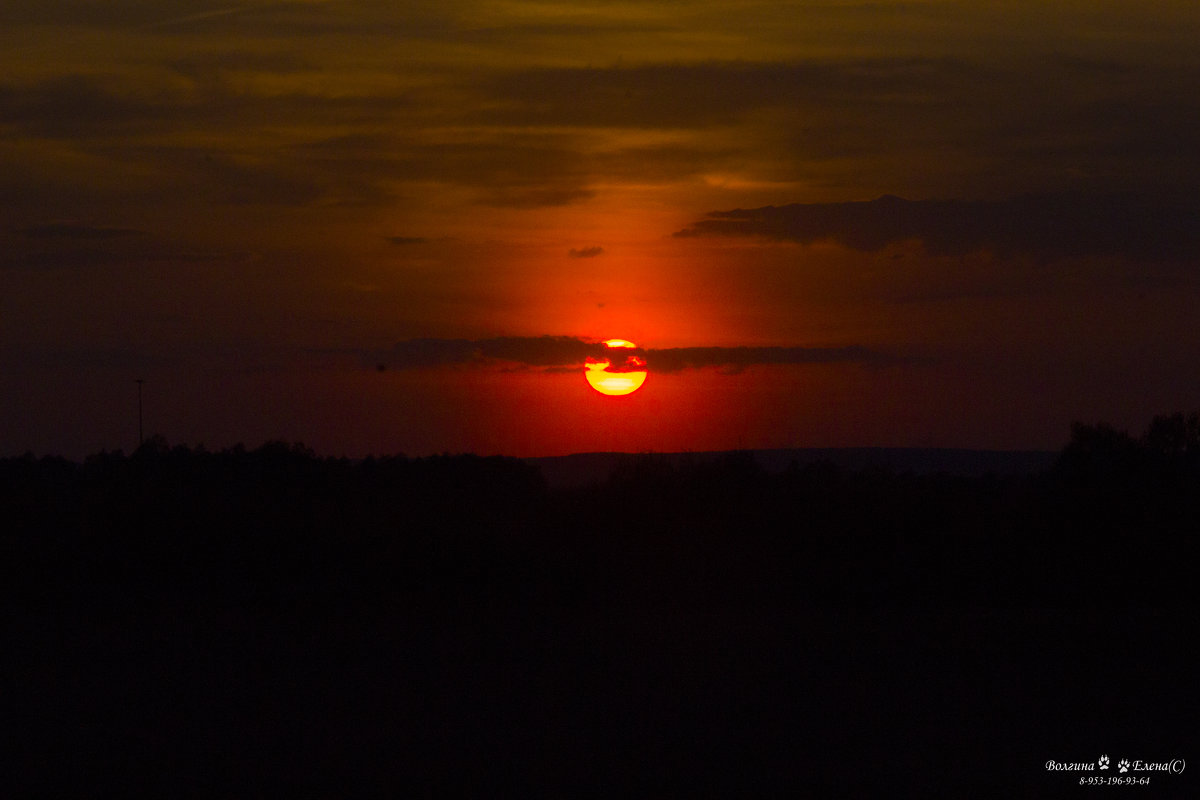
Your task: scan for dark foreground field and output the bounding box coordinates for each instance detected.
[4,418,1197,796]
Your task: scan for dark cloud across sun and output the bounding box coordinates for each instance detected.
[376,336,887,374]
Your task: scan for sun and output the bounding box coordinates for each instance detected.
[585,339,648,396]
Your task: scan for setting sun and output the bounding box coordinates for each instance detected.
[585,339,648,396]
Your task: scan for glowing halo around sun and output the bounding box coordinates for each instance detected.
[584,339,648,396]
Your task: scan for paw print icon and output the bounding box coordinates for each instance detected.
[1099,755,1110,769]
[1119,759,1130,773]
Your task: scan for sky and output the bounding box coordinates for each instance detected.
[3,0,1199,458]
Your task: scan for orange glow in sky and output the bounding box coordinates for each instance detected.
[3,1,1199,459]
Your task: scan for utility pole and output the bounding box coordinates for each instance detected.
[135,379,145,447]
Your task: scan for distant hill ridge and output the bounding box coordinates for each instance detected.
[525,447,1058,488]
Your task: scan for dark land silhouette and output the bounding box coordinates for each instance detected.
[5,414,1197,796]
[527,446,1058,488]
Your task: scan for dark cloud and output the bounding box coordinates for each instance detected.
[18,224,143,239]
[10,53,1192,220]
[4,18,1198,226]
[383,336,604,370]
[166,49,315,74]
[0,75,167,139]
[0,228,246,271]
[476,59,975,130]
[386,236,428,246]
[1,1,225,28]
[378,336,885,372]
[568,246,604,259]
[294,131,597,209]
[675,194,1200,262]
[0,1,456,35]
[0,70,602,210]
[480,186,595,209]
[2,249,132,271]
[472,56,1200,201]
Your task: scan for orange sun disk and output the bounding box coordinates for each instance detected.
[585,339,648,396]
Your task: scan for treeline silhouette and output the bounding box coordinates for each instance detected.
[6,414,1197,611]
[4,415,1196,795]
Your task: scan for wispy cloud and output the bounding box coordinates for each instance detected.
[141,2,341,32]
[568,246,604,258]
[141,6,256,31]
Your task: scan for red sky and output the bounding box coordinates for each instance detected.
[3,1,1200,458]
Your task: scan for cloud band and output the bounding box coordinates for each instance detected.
[376,336,885,373]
